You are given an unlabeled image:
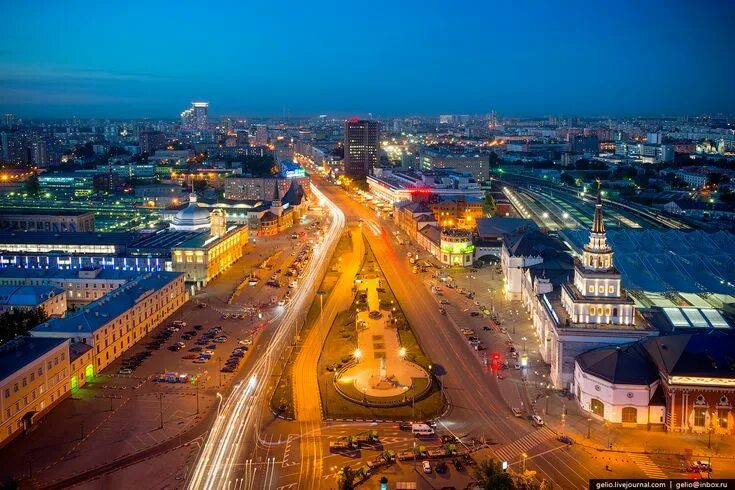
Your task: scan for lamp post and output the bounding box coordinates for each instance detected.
[587,418,592,439]
[521,452,527,474]
[521,336,527,354]
[216,392,223,416]
[317,290,326,347]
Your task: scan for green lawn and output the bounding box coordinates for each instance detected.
[317,236,446,421]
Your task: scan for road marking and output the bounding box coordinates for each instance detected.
[628,453,667,479]
[492,426,555,462]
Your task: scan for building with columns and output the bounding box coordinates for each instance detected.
[560,186,636,326]
[518,184,656,389]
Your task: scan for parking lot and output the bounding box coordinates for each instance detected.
[0,211,329,486]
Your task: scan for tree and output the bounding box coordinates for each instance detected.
[25,174,40,195]
[193,179,208,193]
[559,172,576,187]
[337,466,355,490]
[484,192,497,215]
[475,458,514,490]
[707,172,729,187]
[0,308,48,345]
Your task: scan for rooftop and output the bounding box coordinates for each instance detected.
[564,229,735,295]
[0,267,140,282]
[0,337,69,382]
[0,285,63,306]
[0,208,94,217]
[30,272,182,336]
[576,341,660,385]
[643,332,735,379]
[476,217,539,238]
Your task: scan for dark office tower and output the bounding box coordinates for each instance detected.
[139,130,166,154]
[344,118,379,179]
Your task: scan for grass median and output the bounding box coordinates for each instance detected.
[317,236,445,421]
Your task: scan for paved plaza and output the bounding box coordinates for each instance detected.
[343,276,428,399]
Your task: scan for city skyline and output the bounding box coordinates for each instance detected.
[2,0,735,118]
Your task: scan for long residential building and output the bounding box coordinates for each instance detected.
[0,209,95,233]
[30,272,188,372]
[368,168,484,204]
[0,337,71,446]
[0,267,140,307]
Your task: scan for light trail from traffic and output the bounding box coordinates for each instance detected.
[187,183,345,490]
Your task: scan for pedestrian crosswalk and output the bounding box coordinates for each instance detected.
[493,426,556,462]
[628,453,667,479]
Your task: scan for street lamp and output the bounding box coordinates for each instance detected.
[521,336,527,354]
[521,452,527,474]
[354,348,362,361]
[587,418,592,439]
[216,392,223,416]
[399,347,406,358]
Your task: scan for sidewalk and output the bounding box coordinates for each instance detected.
[505,299,735,461]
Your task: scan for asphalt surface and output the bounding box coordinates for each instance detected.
[312,178,643,489]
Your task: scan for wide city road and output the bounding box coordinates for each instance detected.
[186,184,345,490]
[314,177,637,489]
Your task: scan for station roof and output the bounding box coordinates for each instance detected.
[564,229,735,295]
[476,217,538,238]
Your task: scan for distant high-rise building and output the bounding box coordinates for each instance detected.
[32,140,49,168]
[255,125,268,146]
[439,115,453,125]
[180,102,209,130]
[139,130,167,154]
[344,119,379,179]
[2,114,17,128]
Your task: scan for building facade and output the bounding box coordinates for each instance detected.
[344,119,379,179]
[31,272,188,372]
[0,210,95,233]
[0,285,66,317]
[0,337,70,446]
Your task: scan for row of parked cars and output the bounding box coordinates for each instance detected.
[221,343,249,373]
[118,351,152,374]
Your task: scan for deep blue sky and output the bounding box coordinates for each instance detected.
[1,0,734,118]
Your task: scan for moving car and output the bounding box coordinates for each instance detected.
[118,368,132,375]
[531,415,544,426]
[558,435,574,445]
[512,407,523,417]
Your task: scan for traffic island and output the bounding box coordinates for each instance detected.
[319,237,445,421]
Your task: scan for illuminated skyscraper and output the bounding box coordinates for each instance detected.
[180,102,209,130]
[344,118,379,179]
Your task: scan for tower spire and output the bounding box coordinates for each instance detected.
[592,178,605,234]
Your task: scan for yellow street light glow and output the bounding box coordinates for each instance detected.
[354,348,362,360]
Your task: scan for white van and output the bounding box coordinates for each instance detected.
[411,423,435,437]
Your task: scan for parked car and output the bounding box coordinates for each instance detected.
[435,461,448,474]
[452,458,463,470]
[512,407,523,417]
[422,460,432,474]
[118,368,132,375]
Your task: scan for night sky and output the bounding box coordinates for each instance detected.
[1,0,734,118]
